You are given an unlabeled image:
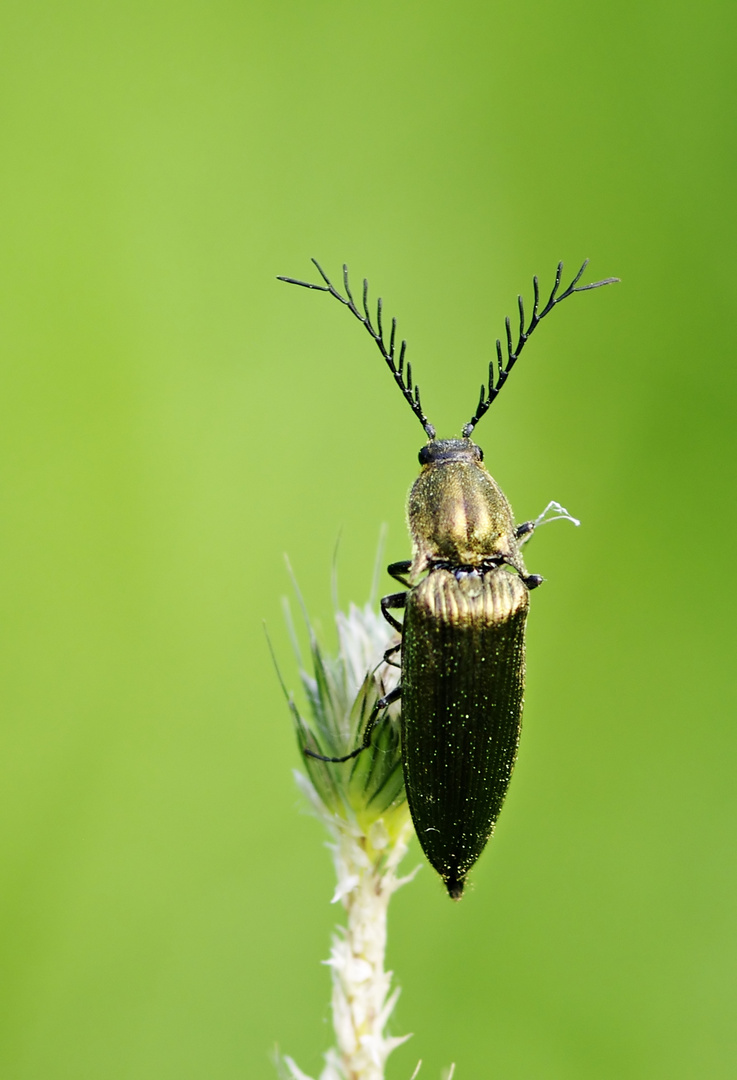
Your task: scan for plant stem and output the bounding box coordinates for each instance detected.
[324,813,415,1080]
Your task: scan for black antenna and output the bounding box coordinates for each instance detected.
[278,259,436,439]
[462,260,619,438]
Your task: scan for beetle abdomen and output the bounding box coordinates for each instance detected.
[401,569,529,899]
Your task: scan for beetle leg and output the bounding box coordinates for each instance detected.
[491,545,543,591]
[387,559,413,587]
[388,559,411,575]
[377,684,401,708]
[382,641,401,668]
[305,742,366,763]
[522,573,544,589]
[381,590,407,632]
[304,685,401,763]
[515,520,535,543]
[497,548,542,590]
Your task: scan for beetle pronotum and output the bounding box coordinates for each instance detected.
[279,258,617,898]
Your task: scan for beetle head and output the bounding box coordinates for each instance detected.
[418,438,483,466]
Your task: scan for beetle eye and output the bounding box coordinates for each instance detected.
[419,446,432,465]
[477,447,484,461]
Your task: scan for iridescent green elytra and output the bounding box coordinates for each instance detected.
[278,258,617,898]
[401,438,531,897]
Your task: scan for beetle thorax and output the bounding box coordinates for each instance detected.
[408,439,518,575]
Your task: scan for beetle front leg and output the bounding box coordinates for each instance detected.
[381,590,407,633]
[515,520,535,543]
[522,573,544,590]
[504,545,544,590]
[387,559,412,587]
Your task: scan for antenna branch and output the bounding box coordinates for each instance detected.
[278,260,436,439]
[462,260,619,437]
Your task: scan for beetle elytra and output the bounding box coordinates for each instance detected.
[278,258,617,898]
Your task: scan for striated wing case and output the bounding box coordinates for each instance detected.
[401,568,529,898]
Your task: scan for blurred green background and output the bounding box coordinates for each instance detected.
[1,1,735,1077]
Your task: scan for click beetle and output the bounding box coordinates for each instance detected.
[278,258,617,898]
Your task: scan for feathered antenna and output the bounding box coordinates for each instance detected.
[462,259,619,438]
[278,259,436,439]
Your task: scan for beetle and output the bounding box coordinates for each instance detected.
[278,258,617,898]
